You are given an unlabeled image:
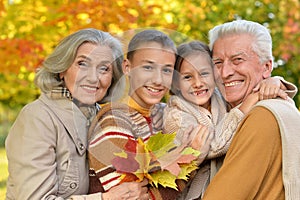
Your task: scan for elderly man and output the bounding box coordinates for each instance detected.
[203,20,300,200]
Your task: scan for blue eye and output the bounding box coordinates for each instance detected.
[213,61,222,68]
[162,67,173,74]
[142,65,153,70]
[232,57,244,65]
[97,65,110,74]
[200,72,210,77]
[78,61,88,68]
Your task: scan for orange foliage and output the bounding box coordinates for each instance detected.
[0,38,44,74]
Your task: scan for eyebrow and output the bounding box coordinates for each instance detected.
[77,55,91,61]
[77,55,112,65]
[231,52,245,58]
[212,52,245,61]
[141,59,174,67]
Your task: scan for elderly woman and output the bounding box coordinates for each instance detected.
[5,28,124,199]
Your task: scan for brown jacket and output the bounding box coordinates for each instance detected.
[6,93,89,199]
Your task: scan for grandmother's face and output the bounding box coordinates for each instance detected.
[60,42,113,105]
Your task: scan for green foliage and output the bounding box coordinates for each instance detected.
[0,147,8,199]
[0,68,40,147]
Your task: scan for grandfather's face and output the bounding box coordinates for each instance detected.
[212,34,272,107]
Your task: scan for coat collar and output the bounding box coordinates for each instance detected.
[39,93,88,156]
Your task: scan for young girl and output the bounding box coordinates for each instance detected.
[163,40,297,199]
[87,30,209,200]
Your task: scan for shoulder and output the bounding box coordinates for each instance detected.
[255,99,300,119]
[237,106,279,141]
[88,103,150,141]
[226,106,281,159]
[92,103,139,126]
[164,96,193,119]
[15,96,53,121]
[244,106,277,127]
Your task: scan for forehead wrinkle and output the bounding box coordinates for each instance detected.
[77,55,91,61]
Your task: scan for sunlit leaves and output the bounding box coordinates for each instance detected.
[112,132,200,190]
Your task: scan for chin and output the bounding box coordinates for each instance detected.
[81,99,96,105]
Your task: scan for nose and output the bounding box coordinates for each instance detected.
[152,68,163,85]
[86,67,98,83]
[221,60,235,78]
[193,74,203,88]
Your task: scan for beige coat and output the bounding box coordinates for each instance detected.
[6,93,89,199]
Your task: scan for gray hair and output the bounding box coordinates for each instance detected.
[34,28,124,103]
[208,20,273,67]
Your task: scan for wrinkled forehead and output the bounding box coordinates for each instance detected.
[212,34,256,59]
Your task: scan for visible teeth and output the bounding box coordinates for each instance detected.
[193,90,206,95]
[225,81,240,87]
[146,87,160,92]
[82,86,97,91]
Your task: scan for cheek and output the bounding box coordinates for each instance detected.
[130,77,145,89]
[63,70,79,93]
[163,75,173,88]
[208,76,216,88]
[213,67,221,79]
[99,75,113,88]
[179,81,188,91]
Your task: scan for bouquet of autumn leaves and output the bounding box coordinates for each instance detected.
[111,132,200,190]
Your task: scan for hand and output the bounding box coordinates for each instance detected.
[182,125,213,164]
[239,92,259,114]
[151,103,166,132]
[253,77,288,100]
[102,179,149,200]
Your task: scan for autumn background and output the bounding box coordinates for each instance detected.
[0,0,299,197]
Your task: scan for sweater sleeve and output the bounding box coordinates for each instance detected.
[208,107,244,158]
[163,105,198,145]
[88,107,136,194]
[275,76,298,98]
[203,107,284,200]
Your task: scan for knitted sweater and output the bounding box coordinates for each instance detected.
[164,90,245,158]
[87,102,182,200]
[255,99,300,199]
[163,89,245,199]
[203,98,300,200]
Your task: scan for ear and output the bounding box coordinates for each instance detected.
[59,72,65,80]
[122,59,131,75]
[262,59,273,79]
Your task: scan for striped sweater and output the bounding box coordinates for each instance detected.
[88,102,182,200]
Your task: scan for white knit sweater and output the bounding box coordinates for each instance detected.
[255,99,300,200]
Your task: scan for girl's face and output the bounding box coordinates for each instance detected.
[179,53,215,109]
[60,42,114,105]
[124,42,176,109]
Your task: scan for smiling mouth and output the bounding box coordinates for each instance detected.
[82,85,98,92]
[192,89,208,96]
[224,81,243,87]
[145,86,164,93]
